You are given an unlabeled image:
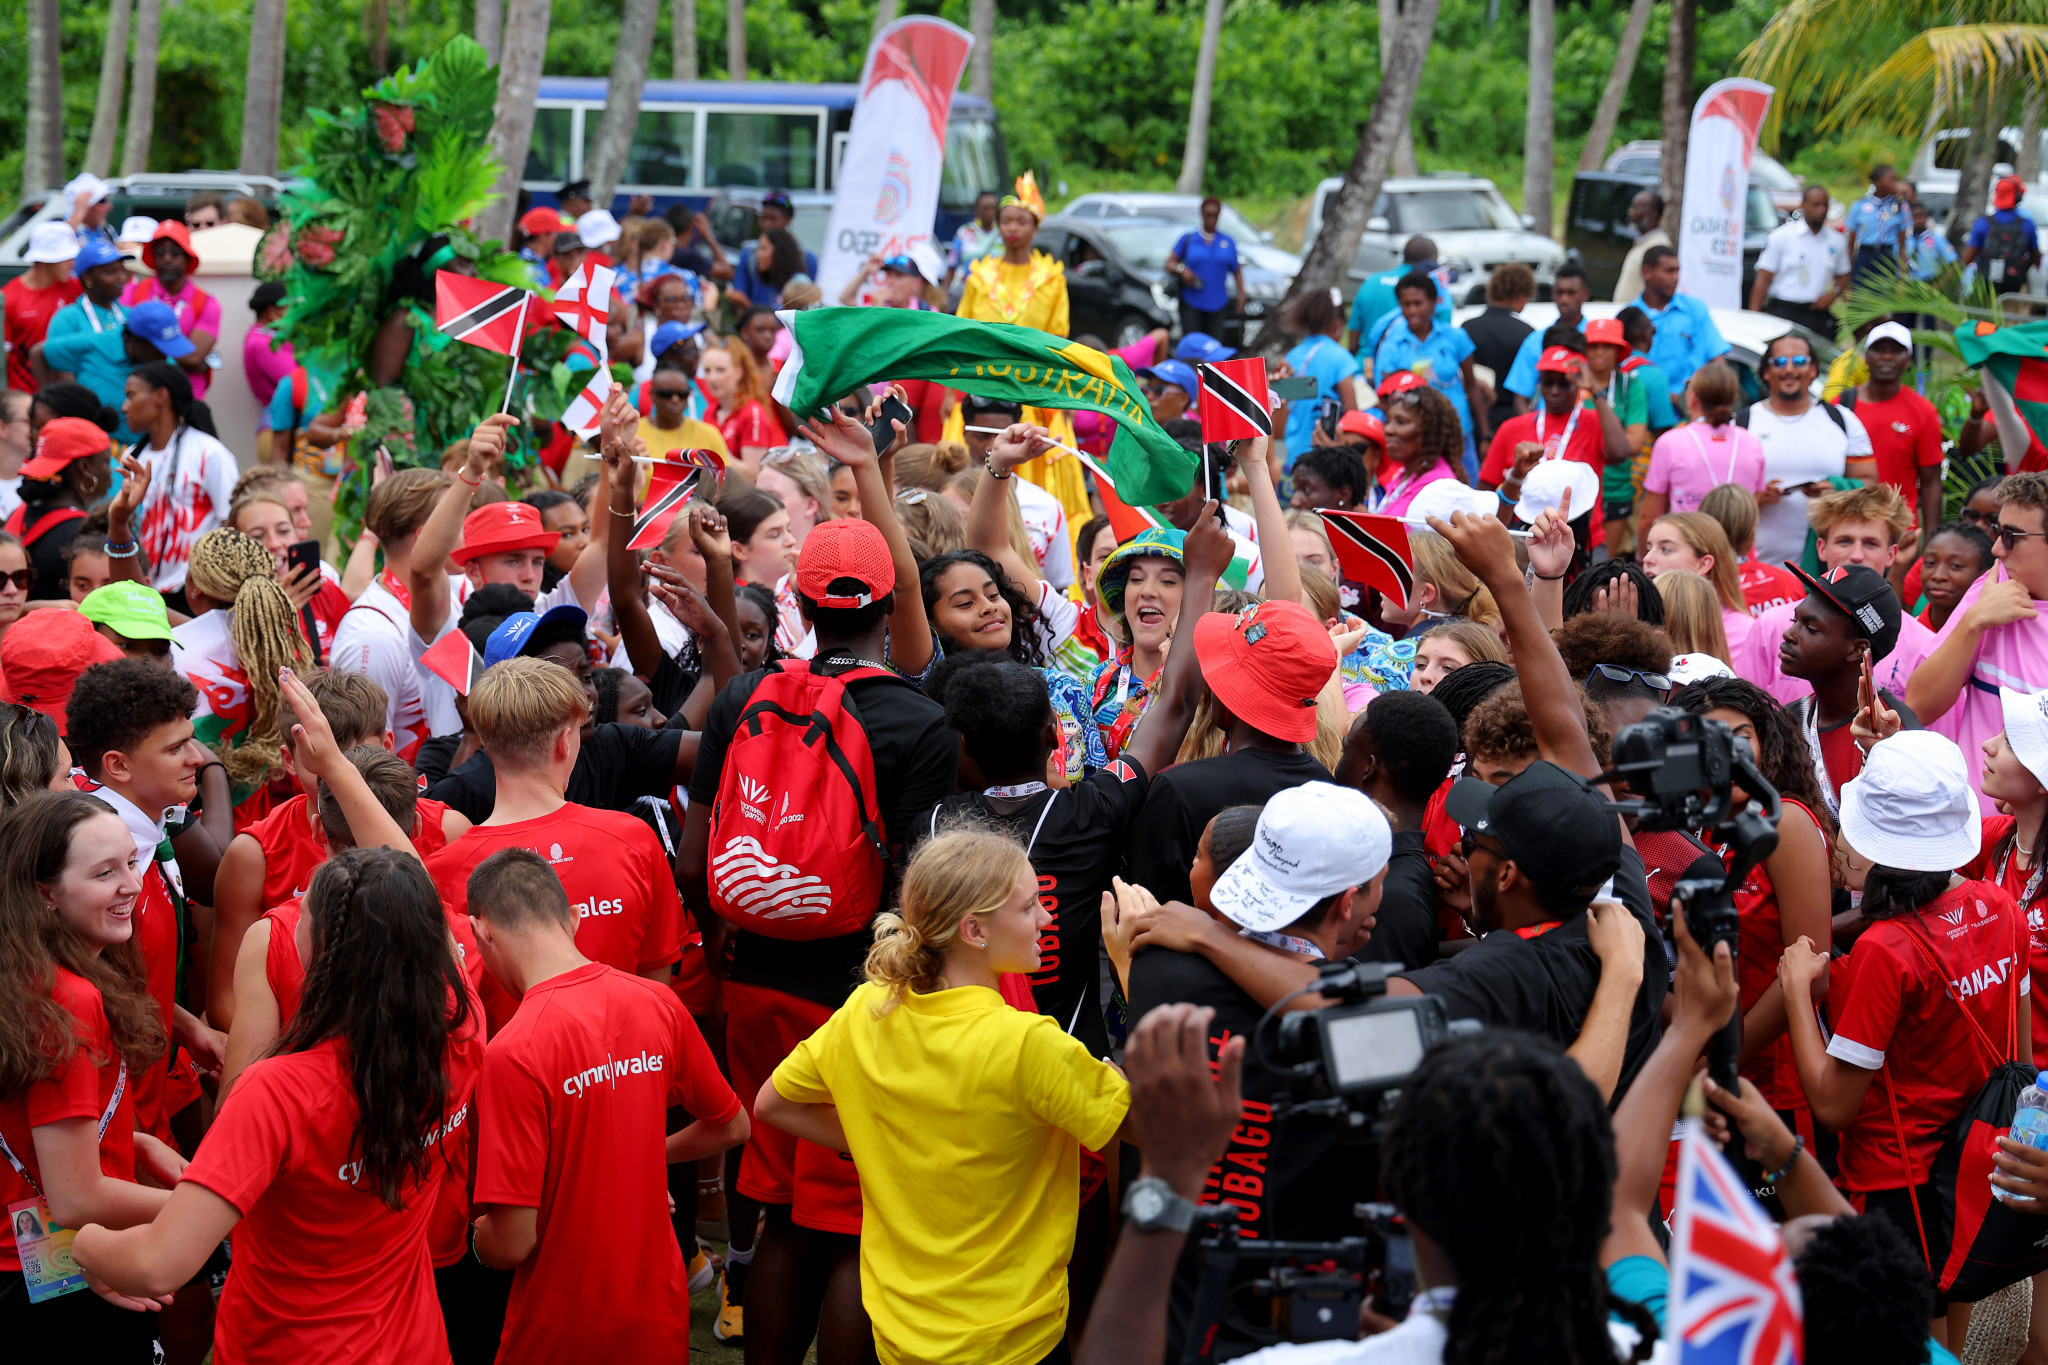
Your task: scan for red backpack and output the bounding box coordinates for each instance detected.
[706,659,903,940]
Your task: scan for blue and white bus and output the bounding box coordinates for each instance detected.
[524,77,1008,250]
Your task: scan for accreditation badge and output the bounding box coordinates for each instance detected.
[9,1196,86,1302]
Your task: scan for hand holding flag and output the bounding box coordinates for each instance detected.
[1668,1117,1803,1364]
[435,274,532,355]
[418,629,483,695]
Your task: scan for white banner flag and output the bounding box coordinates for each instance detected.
[1677,78,1774,310]
[817,16,974,304]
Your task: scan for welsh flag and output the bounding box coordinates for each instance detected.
[1957,319,2048,472]
[770,308,1198,507]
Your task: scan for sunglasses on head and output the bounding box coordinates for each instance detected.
[1766,355,1814,369]
[4,702,48,736]
[1996,524,2048,551]
[1587,662,1672,691]
[0,569,33,593]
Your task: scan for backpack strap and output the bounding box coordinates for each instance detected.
[1895,909,2021,1066]
[1821,402,1848,434]
[1881,1071,1935,1273]
[1838,387,1858,413]
[15,505,86,547]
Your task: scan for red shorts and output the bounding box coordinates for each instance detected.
[724,981,863,1235]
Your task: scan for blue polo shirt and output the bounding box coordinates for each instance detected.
[1170,231,1240,311]
[1348,264,1451,350]
[1628,291,1727,393]
[1503,314,1587,398]
[1282,333,1362,461]
[734,243,820,308]
[1370,316,1477,438]
[40,297,140,444]
[1844,193,1909,255]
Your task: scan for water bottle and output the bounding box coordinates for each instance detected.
[1995,1072,2048,1204]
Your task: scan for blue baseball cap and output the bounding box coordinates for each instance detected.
[1137,358,1199,395]
[1175,332,1234,364]
[484,604,589,670]
[126,300,194,359]
[73,233,133,274]
[651,320,706,358]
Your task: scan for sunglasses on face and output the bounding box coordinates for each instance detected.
[1766,355,1814,369]
[651,388,688,400]
[1996,524,2048,551]
[1961,507,1996,527]
[0,569,34,592]
[1587,662,1672,690]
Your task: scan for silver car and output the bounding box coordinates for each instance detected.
[1303,174,1567,306]
[0,172,285,284]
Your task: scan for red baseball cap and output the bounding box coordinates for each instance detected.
[1375,370,1428,398]
[1191,600,1336,744]
[1995,176,2026,211]
[1337,410,1385,448]
[1584,318,1627,348]
[454,501,560,564]
[20,417,111,481]
[795,518,894,608]
[4,610,122,736]
[1536,345,1584,375]
[519,206,573,236]
[143,220,195,272]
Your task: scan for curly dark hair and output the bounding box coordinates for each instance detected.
[919,549,1047,669]
[1290,443,1372,507]
[1429,660,1516,733]
[938,655,1055,782]
[1463,681,1611,774]
[1667,677,1833,836]
[1386,385,1465,469]
[1552,614,1675,681]
[1794,1216,1936,1365]
[1562,559,1666,626]
[65,660,198,781]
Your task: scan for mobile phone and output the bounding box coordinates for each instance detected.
[1271,376,1320,403]
[1318,398,1343,439]
[375,444,396,480]
[286,539,321,581]
[868,395,914,453]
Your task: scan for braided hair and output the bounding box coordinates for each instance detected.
[1382,1031,1651,1365]
[590,666,628,726]
[185,527,311,786]
[125,361,219,442]
[276,848,472,1210]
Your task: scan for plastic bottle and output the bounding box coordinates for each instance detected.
[1995,1071,2048,1204]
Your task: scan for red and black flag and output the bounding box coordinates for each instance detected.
[628,470,701,551]
[1196,357,1273,444]
[435,275,531,355]
[419,628,484,696]
[1318,509,1416,611]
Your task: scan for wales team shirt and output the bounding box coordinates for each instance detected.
[474,962,739,1365]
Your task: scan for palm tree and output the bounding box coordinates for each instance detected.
[478,0,554,243]
[1379,0,1419,177]
[1176,0,1226,195]
[1658,0,1697,237]
[1523,0,1556,238]
[969,0,995,101]
[23,0,65,195]
[1579,0,1654,171]
[728,0,747,81]
[674,0,698,80]
[240,0,289,177]
[477,0,504,65]
[366,0,392,76]
[586,0,662,207]
[121,0,163,177]
[85,0,134,179]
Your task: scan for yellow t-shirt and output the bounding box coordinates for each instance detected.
[1824,350,1868,402]
[556,417,729,497]
[771,981,1129,1365]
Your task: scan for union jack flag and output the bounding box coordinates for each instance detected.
[1669,1119,1803,1365]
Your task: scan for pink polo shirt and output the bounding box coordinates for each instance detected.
[121,277,222,399]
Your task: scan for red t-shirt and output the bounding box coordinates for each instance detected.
[1480,407,1609,547]
[182,1025,483,1363]
[0,968,137,1272]
[426,805,687,1031]
[263,899,307,1025]
[1963,814,2048,1065]
[1826,880,2027,1191]
[713,398,788,453]
[1724,798,1819,1109]
[307,580,353,658]
[1903,557,1925,612]
[1,274,82,392]
[1740,557,1803,617]
[246,792,457,911]
[473,962,739,1364]
[129,859,184,1145]
[1854,387,1944,514]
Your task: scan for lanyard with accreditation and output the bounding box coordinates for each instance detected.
[3,1059,127,1302]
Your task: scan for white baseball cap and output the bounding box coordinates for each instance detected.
[25,222,78,265]
[1512,458,1600,527]
[576,209,622,250]
[117,216,159,245]
[61,173,111,207]
[2001,686,2048,788]
[1210,782,1392,932]
[1864,320,1914,353]
[1668,652,1735,685]
[1839,730,1981,872]
[1405,478,1499,525]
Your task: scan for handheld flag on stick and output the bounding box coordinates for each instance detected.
[629,470,702,551]
[631,448,728,474]
[1317,510,1416,611]
[418,629,484,696]
[1667,1118,1803,1365]
[434,274,533,413]
[1196,358,1272,444]
[554,263,617,439]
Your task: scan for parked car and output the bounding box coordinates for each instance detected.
[1603,140,1806,217]
[1058,191,1303,279]
[1565,169,1778,302]
[0,172,286,284]
[1032,214,1286,350]
[1303,174,1567,306]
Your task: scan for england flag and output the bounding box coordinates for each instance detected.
[555,263,616,439]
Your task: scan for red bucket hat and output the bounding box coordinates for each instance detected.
[454,501,560,564]
[3,611,123,735]
[1191,600,1336,744]
[143,220,196,272]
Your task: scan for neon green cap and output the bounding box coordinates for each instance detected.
[78,581,177,642]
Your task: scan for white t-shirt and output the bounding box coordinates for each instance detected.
[1756,220,1847,304]
[1744,401,1871,566]
[331,580,436,760]
[1031,578,1079,656]
[1233,1288,1662,1365]
[132,427,240,591]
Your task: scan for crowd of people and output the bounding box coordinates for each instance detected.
[5,161,2048,1365]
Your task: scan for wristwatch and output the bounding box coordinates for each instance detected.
[1124,1175,1202,1234]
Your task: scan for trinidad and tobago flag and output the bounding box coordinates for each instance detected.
[628,469,702,551]
[1196,357,1273,443]
[435,275,531,355]
[1318,509,1416,611]
[418,629,484,695]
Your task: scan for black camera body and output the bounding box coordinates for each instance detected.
[1266,961,1472,1128]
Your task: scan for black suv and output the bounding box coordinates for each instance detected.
[1031,215,1275,350]
[1565,170,1776,302]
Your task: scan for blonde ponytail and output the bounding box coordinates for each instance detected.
[185,528,312,786]
[865,828,1031,1015]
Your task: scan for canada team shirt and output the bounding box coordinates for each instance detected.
[474,963,739,1365]
[1964,814,2048,1064]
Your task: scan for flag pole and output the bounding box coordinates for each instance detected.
[500,292,531,414]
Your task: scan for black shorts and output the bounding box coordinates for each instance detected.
[1858,1181,1950,1307]
[0,1270,159,1360]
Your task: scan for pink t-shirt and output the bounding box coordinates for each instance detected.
[243,325,296,424]
[1736,596,1939,710]
[1645,420,1768,513]
[121,277,224,399]
[1377,459,1460,519]
[1925,566,2048,813]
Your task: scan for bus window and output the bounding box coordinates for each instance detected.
[589,109,697,188]
[526,109,576,183]
[705,111,821,190]
[942,118,1005,212]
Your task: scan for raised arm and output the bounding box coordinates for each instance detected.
[603,409,667,679]
[411,414,515,641]
[1565,899,1647,1103]
[102,454,154,588]
[1125,502,1230,778]
[799,405,934,674]
[1234,434,1299,607]
[969,423,1055,595]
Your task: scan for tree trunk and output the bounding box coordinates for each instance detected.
[120,0,163,177]
[2021,85,2043,187]
[727,0,747,81]
[366,0,391,76]
[1280,0,1443,338]
[968,0,994,102]
[476,0,504,66]
[23,0,66,195]
[1657,0,1696,242]
[1378,0,1419,177]
[1578,0,1652,171]
[1175,0,1226,195]
[871,0,898,44]
[673,0,697,80]
[1952,72,2005,253]
[477,0,553,244]
[239,0,288,177]
[85,0,133,179]
[1522,0,1555,238]
[585,0,661,208]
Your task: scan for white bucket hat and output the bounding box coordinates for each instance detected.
[1512,457,1600,527]
[576,209,622,250]
[1210,782,1391,933]
[1839,730,1982,872]
[1668,652,1735,685]
[24,222,78,265]
[1405,478,1498,526]
[2001,686,2048,788]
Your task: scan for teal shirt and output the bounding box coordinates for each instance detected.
[1348,267,1451,351]
[42,298,140,444]
[1625,353,1679,430]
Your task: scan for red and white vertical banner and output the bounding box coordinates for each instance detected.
[1677,78,1774,310]
[817,16,974,304]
